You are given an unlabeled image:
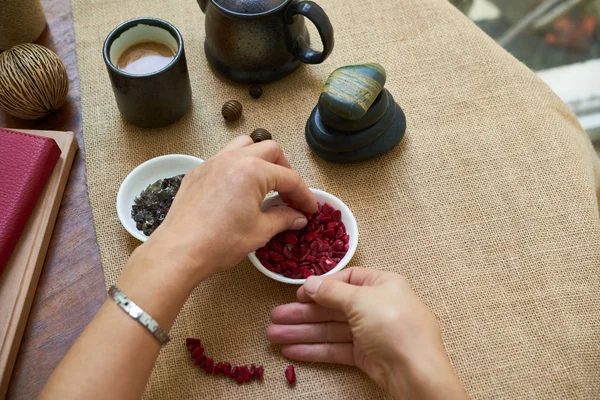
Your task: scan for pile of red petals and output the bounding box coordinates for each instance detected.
[186,338,263,384]
[255,202,350,279]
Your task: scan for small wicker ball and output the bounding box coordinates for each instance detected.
[0,44,69,120]
[221,100,243,122]
[250,128,272,143]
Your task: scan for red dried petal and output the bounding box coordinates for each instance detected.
[305,232,318,242]
[236,366,250,382]
[322,229,335,238]
[283,246,294,260]
[302,268,313,278]
[319,257,336,272]
[214,362,223,374]
[285,232,299,245]
[223,363,231,375]
[341,234,350,243]
[291,245,301,255]
[261,261,275,271]
[230,367,238,378]
[310,241,319,255]
[317,240,329,252]
[284,260,298,270]
[326,222,339,230]
[344,243,350,251]
[191,346,204,359]
[249,364,256,377]
[335,227,344,238]
[274,262,283,273]
[273,241,284,253]
[332,240,344,251]
[285,365,296,384]
[236,374,244,384]
[269,251,284,261]
[333,251,346,258]
[322,203,334,215]
[204,358,214,373]
[321,215,333,223]
[313,263,325,275]
[186,338,201,346]
[255,251,268,260]
[257,366,264,380]
[332,209,342,221]
[306,255,317,263]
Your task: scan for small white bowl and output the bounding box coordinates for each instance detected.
[116,154,204,242]
[248,189,359,285]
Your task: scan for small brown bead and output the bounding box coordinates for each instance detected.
[249,85,263,99]
[250,128,272,143]
[221,100,243,122]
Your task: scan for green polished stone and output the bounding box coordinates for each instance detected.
[319,63,386,121]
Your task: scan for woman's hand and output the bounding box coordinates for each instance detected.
[41,136,318,400]
[139,136,318,286]
[267,268,468,399]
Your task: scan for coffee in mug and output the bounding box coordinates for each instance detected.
[117,41,175,75]
[103,18,192,128]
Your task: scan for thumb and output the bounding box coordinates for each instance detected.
[263,206,308,236]
[303,276,357,313]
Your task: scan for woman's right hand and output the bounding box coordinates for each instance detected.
[267,268,468,399]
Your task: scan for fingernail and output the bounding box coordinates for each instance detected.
[303,276,323,295]
[290,217,307,231]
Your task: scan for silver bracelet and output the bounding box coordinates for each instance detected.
[108,285,171,346]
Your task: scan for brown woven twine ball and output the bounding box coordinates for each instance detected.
[221,100,243,122]
[250,128,272,143]
[0,44,69,120]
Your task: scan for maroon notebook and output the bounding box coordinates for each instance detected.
[0,128,61,276]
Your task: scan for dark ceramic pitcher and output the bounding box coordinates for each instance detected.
[198,0,334,83]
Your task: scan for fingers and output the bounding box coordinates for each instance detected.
[262,206,308,235]
[220,138,317,213]
[282,344,355,366]
[262,162,318,214]
[270,303,347,324]
[296,268,376,304]
[239,140,292,169]
[219,135,254,152]
[295,275,360,313]
[267,322,353,344]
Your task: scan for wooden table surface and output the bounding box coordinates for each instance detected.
[0,1,107,398]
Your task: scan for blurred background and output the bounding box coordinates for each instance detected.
[450,0,600,153]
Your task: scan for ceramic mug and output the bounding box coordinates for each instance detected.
[103,18,192,128]
[198,0,335,83]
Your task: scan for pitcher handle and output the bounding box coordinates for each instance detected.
[197,0,208,13]
[285,1,334,64]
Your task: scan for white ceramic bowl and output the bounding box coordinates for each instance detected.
[248,189,359,285]
[116,154,203,242]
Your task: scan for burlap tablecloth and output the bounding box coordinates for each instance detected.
[71,0,600,398]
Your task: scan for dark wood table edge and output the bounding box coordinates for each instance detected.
[1,1,107,398]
